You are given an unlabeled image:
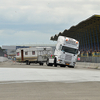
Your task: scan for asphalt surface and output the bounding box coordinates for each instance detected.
[0,61,100,100]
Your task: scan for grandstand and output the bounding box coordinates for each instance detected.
[50,15,100,52]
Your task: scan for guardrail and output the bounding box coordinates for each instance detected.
[76,62,100,69]
[77,57,100,63]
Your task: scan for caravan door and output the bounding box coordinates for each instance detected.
[21,50,24,61]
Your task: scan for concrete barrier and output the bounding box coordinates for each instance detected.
[76,62,100,69]
[0,57,8,62]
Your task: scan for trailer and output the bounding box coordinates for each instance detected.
[16,47,52,65]
[46,36,80,68]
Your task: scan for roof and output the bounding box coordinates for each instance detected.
[50,14,100,41]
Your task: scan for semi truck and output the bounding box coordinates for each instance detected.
[46,36,80,68]
[16,47,52,65]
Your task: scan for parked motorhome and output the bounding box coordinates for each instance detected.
[16,47,52,65]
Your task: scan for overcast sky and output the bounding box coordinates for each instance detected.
[0,0,100,46]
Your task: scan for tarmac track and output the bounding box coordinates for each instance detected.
[0,61,100,100]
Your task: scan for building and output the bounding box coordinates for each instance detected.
[2,44,56,57]
[50,15,100,52]
[0,48,5,57]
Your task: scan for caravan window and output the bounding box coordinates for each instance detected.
[17,52,19,56]
[32,51,35,55]
[25,51,28,55]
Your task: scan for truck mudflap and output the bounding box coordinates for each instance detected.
[67,62,76,68]
[48,58,54,63]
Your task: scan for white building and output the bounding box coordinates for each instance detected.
[2,44,56,57]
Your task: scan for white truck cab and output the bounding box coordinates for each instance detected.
[46,36,79,68]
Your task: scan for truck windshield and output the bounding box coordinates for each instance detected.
[62,46,78,54]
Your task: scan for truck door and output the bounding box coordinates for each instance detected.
[21,50,24,61]
[59,44,65,59]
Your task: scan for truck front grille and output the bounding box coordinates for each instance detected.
[65,54,72,61]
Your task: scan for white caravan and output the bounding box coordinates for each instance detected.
[16,47,52,65]
[46,36,80,68]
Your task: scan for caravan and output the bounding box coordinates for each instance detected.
[16,47,52,65]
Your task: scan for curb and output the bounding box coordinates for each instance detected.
[97,67,100,70]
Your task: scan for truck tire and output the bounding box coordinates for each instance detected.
[60,65,66,67]
[41,63,43,65]
[54,58,57,67]
[68,66,74,68]
[50,64,53,66]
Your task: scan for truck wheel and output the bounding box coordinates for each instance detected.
[50,64,53,66]
[41,63,43,65]
[54,58,57,67]
[68,66,74,68]
[60,65,66,67]
[46,59,50,66]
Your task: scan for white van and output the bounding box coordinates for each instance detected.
[16,47,52,65]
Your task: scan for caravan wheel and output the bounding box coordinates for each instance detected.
[26,61,28,65]
[39,62,43,66]
[26,61,30,65]
[28,61,30,65]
